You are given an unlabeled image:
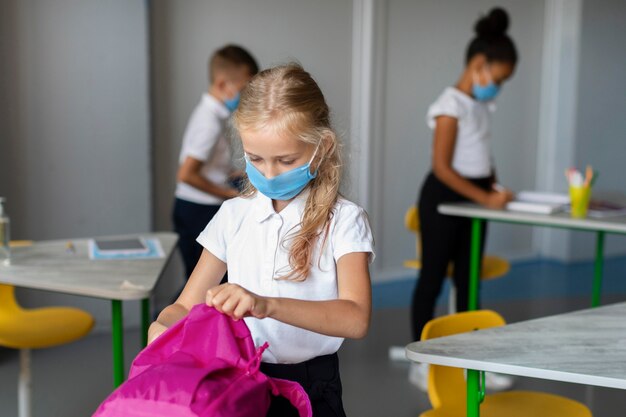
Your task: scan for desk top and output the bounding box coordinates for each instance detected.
[0,232,177,300]
[439,202,626,234]
[406,302,626,389]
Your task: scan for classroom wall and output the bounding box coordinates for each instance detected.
[149,0,354,298]
[3,0,623,318]
[0,1,16,201]
[374,0,546,279]
[570,0,626,260]
[0,0,150,329]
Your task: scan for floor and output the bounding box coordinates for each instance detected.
[2,257,626,416]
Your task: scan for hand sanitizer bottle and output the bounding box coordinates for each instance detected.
[0,197,10,266]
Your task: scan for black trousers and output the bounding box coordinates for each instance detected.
[411,172,492,341]
[172,198,221,279]
[261,353,346,417]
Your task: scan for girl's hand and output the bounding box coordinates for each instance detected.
[147,321,168,345]
[206,283,270,320]
[484,189,513,209]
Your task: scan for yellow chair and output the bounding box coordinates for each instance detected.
[403,206,510,314]
[420,310,592,417]
[0,241,95,417]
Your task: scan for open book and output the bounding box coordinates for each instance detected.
[506,191,570,214]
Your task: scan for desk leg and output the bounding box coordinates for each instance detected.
[469,218,483,311]
[592,231,605,307]
[112,300,124,388]
[467,369,483,417]
[141,298,150,347]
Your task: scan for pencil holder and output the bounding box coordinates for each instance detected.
[569,185,591,218]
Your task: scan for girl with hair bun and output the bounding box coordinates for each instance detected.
[409,7,517,390]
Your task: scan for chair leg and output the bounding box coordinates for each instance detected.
[19,349,32,417]
[448,281,457,315]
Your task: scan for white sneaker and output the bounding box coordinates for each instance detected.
[408,362,429,392]
[388,345,410,362]
[484,372,515,391]
[463,369,515,391]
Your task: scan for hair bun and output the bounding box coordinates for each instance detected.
[475,7,509,38]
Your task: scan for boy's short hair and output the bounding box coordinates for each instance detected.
[209,45,259,83]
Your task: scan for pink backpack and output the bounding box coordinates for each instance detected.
[93,304,312,417]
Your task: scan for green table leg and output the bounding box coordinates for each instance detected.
[112,300,124,388]
[592,231,605,307]
[142,298,150,347]
[467,369,484,417]
[469,218,483,311]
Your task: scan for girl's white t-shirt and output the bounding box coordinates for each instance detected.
[196,189,375,364]
[426,87,496,179]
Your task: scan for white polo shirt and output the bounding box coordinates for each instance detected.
[196,189,375,364]
[175,93,233,205]
[426,87,496,179]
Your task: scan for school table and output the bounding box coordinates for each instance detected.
[406,301,626,417]
[0,232,177,387]
[438,203,626,310]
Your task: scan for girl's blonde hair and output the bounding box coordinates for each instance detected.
[232,63,341,282]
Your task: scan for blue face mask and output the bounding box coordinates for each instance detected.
[224,92,240,112]
[245,145,320,200]
[472,68,500,102]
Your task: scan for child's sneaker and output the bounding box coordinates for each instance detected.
[464,369,515,391]
[408,362,429,392]
[484,372,515,391]
[388,345,410,362]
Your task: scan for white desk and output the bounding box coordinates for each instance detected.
[438,203,626,309]
[406,302,626,416]
[0,232,177,387]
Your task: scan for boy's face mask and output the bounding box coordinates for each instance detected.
[244,144,320,201]
[224,92,240,112]
[472,66,500,102]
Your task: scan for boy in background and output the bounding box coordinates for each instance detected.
[173,45,259,280]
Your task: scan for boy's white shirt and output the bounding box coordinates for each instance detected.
[175,93,233,205]
[197,188,375,364]
[426,87,496,179]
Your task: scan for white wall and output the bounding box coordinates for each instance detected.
[151,1,550,285]
[3,0,623,309]
[570,0,626,259]
[0,1,17,200]
[150,0,354,297]
[373,0,546,280]
[0,0,150,328]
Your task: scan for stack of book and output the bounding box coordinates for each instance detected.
[506,191,570,214]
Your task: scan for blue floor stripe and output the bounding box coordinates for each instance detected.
[372,255,626,309]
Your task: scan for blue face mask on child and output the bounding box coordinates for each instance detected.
[472,68,500,102]
[245,145,320,200]
[224,92,240,112]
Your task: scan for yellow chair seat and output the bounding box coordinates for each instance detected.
[0,305,94,349]
[1,241,95,417]
[479,255,510,280]
[421,391,592,417]
[403,255,510,281]
[403,259,422,269]
[403,205,510,281]
[420,310,592,417]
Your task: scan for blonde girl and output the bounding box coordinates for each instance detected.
[149,63,375,417]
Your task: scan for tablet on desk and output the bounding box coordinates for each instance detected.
[93,238,150,255]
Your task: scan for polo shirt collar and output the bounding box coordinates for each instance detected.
[253,188,311,223]
[202,93,230,120]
